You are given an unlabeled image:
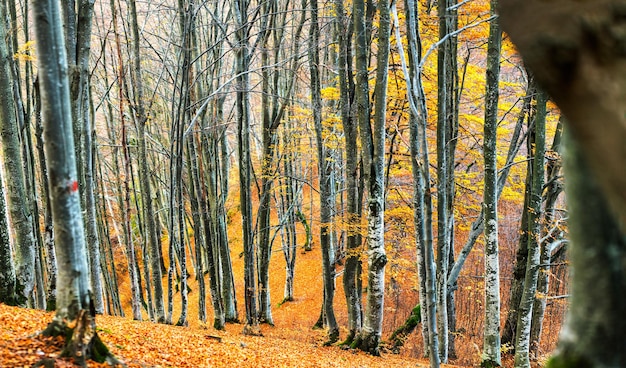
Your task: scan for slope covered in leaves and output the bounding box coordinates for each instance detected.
[0,303,464,367]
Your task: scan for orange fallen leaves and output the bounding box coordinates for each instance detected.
[0,303,459,368]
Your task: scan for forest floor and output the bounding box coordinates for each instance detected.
[0,303,464,368]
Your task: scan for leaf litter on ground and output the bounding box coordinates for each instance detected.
[0,303,463,367]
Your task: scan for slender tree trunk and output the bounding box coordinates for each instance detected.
[514,88,547,368]
[482,1,502,365]
[354,0,390,356]
[336,0,363,345]
[0,2,35,307]
[501,83,537,350]
[109,0,142,321]
[128,0,165,323]
[310,0,339,344]
[0,167,16,305]
[234,0,259,335]
[529,118,564,359]
[34,78,58,311]
[393,1,439,363]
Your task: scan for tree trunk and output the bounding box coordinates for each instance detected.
[0,2,35,307]
[482,1,502,365]
[353,0,390,356]
[543,132,626,367]
[310,0,339,344]
[529,118,564,358]
[234,0,259,335]
[33,0,116,361]
[336,0,363,345]
[34,80,58,311]
[128,0,165,324]
[514,88,547,368]
[394,0,440,363]
[0,166,16,305]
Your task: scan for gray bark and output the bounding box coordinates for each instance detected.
[75,0,104,315]
[310,0,339,343]
[482,0,502,365]
[0,168,16,305]
[354,0,390,356]
[394,1,440,363]
[0,6,16,307]
[0,1,35,307]
[128,0,165,323]
[234,0,259,335]
[34,0,116,361]
[529,118,563,358]
[109,0,142,319]
[514,89,547,368]
[435,0,458,360]
[34,77,58,311]
[336,0,363,344]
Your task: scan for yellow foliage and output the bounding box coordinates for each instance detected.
[13,41,36,62]
[320,86,340,101]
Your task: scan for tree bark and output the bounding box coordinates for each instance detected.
[514,88,547,368]
[394,0,440,363]
[310,0,339,344]
[354,0,390,356]
[0,166,16,305]
[481,1,502,365]
[0,1,35,308]
[33,0,116,361]
[128,0,165,323]
[529,118,564,359]
[336,0,363,345]
[234,0,259,335]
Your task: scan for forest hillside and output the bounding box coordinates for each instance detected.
[10,0,626,366]
[0,303,436,367]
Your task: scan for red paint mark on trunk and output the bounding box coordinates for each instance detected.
[70,180,79,192]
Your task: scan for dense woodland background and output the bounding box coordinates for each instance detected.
[0,0,574,366]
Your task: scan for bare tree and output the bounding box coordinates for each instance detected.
[0,0,36,308]
[352,0,391,355]
[482,0,502,365]
[33,0,116,361]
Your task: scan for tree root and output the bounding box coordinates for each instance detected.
[41,310,124,367]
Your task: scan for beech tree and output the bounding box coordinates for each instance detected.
[0,3,17,306]
[0,169,16,305]
[234,0,260,335]
[335,0,364,344]
[481,0,502,365]
[32,0,116,362]
[0,0,36,308]
[513,88,547,368]
[351,0,390,355]
[310,0,339,343]
[128,0,166,323]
